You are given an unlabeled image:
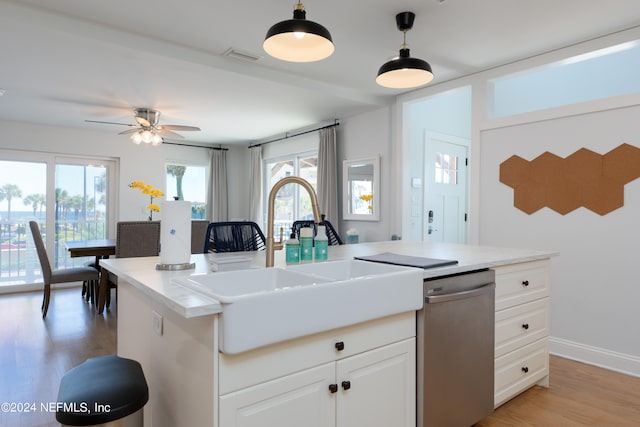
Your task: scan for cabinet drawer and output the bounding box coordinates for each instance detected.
[494,338,549,408]
[494,260,549,311]
[495,298,549,358]
[219,311,415,394]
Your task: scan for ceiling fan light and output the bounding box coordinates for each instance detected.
[151,133,163,145]
[131,132,143,144]
[376,49,434,89]
[263,2,334,62]
[141,130,154,143]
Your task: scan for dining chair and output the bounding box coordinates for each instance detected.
[29,221,99,319]
[102,221,161,309]
[204,221,266,253]
[292,217,343,246]
[191,220,209,254]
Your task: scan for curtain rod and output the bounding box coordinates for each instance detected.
[163,141,228,150]
[247,120,340,149]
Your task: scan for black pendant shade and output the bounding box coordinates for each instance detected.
[376,12,434,89]
[263,3,334,62]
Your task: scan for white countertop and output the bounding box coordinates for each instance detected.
[100,240,557,318]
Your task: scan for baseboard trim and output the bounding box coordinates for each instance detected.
[550,336,640,378]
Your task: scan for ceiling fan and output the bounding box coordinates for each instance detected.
[86,108,201,145]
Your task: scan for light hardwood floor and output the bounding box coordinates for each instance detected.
[0,288,639,426]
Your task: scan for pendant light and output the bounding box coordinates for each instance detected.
[376,12,434,89]
[263,1,334,62]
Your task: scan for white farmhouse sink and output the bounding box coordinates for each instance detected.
[173,260,423,354]
[177,268,331,303]
[285,259,415,280]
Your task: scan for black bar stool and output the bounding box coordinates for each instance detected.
[56,355,149,427]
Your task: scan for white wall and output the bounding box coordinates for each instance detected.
[338,107,397,243]
[479,105,640,375]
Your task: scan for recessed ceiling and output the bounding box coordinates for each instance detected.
[1,0,639,146]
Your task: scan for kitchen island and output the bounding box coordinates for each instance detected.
[101,240,556,427]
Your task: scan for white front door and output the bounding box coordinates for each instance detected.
[423,132,469,243]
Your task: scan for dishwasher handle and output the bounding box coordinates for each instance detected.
[425,282,495,304]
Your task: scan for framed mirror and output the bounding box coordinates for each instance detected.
[343,156,380,221]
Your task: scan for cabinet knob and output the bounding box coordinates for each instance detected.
[341,380,351,390]
[522,366,529,373]
[335,341,345,351]
[328,384,338,393]
[522,323,529,330]
[522,280,529,287]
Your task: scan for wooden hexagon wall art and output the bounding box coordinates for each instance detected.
[499,144,640,215]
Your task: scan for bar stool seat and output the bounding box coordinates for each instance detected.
[56,355,148,427]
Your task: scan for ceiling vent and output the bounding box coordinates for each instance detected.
[223,48,262,62]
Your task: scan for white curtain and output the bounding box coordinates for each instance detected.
[208,149,228,221]
[317,127,338,223]
[248,146,262,224]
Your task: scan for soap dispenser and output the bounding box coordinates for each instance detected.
[314,224,328,261]
[299,226,314,262]
[285,227,300,264]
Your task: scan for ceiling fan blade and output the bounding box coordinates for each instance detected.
[85,120,136,127]
[156,129,184,139]
[159,125,201,131]
[118,128,140,135]
[135,116,151,127]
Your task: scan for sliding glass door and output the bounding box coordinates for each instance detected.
[0,150,116,292]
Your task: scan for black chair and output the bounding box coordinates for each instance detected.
[292,218,343,246]
[29,221,99,318]
[204,221,266,253]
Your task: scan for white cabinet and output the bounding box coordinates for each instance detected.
[219,362,336,427]
[218,312,416,427]
[493,260,550,407]
[335,339,415,427]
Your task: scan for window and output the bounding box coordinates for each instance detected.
[264,151,318,237]
[0,151,116,291]
[489,40,640,118]
[434,152,459,185]
[166,163,207,219]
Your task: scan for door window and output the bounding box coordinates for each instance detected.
[0,151,116,291]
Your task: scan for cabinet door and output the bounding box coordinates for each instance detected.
[219,362,335,427]
[335,338,415,427]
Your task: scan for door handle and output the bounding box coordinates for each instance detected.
[341,380,351,390]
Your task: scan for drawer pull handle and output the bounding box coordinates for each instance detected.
[342,380,351,390]
[335,341,345,351]
[522,280,530,287]
[329,384,338,393]
[522,323,530,330]
[522,366,529,373]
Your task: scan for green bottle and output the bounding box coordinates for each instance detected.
[285,228,300,264]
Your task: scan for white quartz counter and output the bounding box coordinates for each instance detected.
[100,240,557,318]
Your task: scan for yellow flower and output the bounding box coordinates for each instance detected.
[149,189,164,198]
[129,181,146,190]
[359,193,373,202]
[130,180,163,220]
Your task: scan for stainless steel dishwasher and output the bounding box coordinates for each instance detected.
[417,269,496,427]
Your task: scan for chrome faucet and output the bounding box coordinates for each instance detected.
[266,176,321,267]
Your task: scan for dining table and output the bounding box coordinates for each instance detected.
[65,239,116,307]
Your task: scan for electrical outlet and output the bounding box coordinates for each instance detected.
[152,311,163,336]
